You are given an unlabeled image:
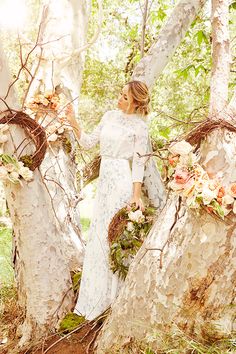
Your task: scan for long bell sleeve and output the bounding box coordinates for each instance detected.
[131,123,148,183]
[77,112,108,150]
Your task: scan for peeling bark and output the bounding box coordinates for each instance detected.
[97,143,236,351]
[209,0,230,117]
[132,0,206,87]
[0,43,74,348]
[96,0,235,352]
[24,0,94,270]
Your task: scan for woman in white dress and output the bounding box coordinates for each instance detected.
[67,81,159,320]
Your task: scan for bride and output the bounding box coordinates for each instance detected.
[67,80,166,320]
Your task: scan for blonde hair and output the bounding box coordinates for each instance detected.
[127,80,150,116]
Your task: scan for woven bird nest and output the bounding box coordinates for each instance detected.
[185,118,236,147]
[0,111,47,170]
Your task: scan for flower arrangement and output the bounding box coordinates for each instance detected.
[108,206,156,279]
[28,91,61,112]
[27,91,72,143]
[168,140,236,219]
[0,124,33,184]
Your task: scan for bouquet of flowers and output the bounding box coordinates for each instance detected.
[27,91,73,143]
[168,140,236,219]
[108,206,156,279]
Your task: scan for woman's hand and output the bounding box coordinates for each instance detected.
[65,103,82,140]
[127,196,144,211]
[65,104,76,126]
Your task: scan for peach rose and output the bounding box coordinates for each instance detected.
[229,183,236,198]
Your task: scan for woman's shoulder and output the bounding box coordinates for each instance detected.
[101,109,119,121]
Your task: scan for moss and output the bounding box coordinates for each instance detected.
[19,155,33,168]
[71,271,82,292]
[62,137,72,154]
[59,312,85,333]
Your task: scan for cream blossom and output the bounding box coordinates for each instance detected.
[47,133,58,142]
[222,195,234,205]
[10,171,20,182]
[5,163,15,172]
[0,135,8,144]
[169,140,193,156]
[128,210,145,223]
[0,166,8,179]
[19,167,33,181]
[127,222,135,232]
[57,126,65,134]
[201,187,218,205]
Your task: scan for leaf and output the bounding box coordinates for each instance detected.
[230,1,236,10]
[159,126,171,139]
[211,200,225,219]
[0,154,18,165]
[195,30,208,46]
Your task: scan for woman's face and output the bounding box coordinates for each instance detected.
[117,85,135,113]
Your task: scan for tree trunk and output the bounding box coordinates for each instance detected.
[23,0,93,270]
[209,0,230,117]
[132,0,206,88]
[0,44,74,348]
[96,0,235,352]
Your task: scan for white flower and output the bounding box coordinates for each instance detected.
[127,222,135,232]
[128,210,145,223]
[0,166,8,180]
[47,133,58,142]
[201,187,217,205]
[169,140,193,156]
[19,167,33,181]
[9,171,20,183]
[222,195,234,205]
[5,163,15,172]
[57,126,64,134]
[0,134,8,143]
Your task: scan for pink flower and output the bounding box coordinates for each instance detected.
[174,168,191,185]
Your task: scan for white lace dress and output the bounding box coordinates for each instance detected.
[74,109,150,320]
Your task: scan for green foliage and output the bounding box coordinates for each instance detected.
[19,155,33,168]
[59,312,85,333]
[0,227,13,284]
[81,217,91,232]
[71,271,82,292]
[109,206,156,279]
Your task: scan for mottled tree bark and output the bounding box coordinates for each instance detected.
[132,0,206,88]
[24,0,94,270]
[209,0,230,117]
[0,43,74,348]
[97,0,235,352]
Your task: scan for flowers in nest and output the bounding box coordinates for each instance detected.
[108,206,156,279]
[27,91,73,143]
[0,155,33,184]
[0,123,33,184]
[168,140,236,219]
[28,91,61,111]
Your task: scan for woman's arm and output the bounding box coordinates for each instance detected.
[66,105,106,150]
[129,124,149,211]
